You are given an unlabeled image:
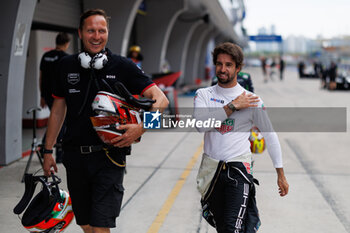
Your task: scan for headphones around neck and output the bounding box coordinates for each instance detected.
[78,51,108,70]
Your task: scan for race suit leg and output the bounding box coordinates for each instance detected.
[208,165,251,233]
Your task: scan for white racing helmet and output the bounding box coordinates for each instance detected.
[90,91,142,145]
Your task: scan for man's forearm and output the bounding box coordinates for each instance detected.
[141,86,169,133]
[45,115,64,149]
[45,100,66,149]
[149,91,169,112]
[276,167,285,177]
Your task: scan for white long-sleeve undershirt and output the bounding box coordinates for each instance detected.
[193,84,283,168]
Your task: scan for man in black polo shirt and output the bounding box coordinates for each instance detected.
[43,9,169,233]
[40,32,70,109]
[40,32,70,163]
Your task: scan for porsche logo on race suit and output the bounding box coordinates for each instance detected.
[216,118,235,134]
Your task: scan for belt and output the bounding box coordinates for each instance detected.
[80,145,104,154]
[63,144,131,155]
[63,144,105,154]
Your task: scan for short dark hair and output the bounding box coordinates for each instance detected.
[212,42,244,68]
[79,9,110,30]
[56,32,70,45]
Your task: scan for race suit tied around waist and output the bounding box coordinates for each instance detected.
[196,153,252,198]
[196,153,221,198]
[197,154,261,232]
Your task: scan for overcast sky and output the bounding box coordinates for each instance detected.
[244,0,350,39]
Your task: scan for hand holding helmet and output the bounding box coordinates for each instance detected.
[90,91,142,145]
[90,81,156,146]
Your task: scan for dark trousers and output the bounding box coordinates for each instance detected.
[208,164,257,233]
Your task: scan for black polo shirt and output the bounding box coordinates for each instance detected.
[53,48,155,148]
[40,50,68,102]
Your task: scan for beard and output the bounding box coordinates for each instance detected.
[217,72,235,84]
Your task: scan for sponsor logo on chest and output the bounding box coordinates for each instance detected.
[210,97,224,104]
[105,74,116,79]
[69,88,80,94]
[67,73,80,85]
[216,118,235,134]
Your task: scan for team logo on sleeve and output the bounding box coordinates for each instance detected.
[67,73,80,85]
[216,119,235,134]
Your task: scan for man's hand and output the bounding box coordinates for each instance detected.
[40,97,47,108]
[232,92,259,110]
[224,92,259,116]
[111,123,145,147]
[43,153,58,177]
[276,168,289,196]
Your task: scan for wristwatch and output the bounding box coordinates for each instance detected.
[226,102,237,112]
[43,149,54,154]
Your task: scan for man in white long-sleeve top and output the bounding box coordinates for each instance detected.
[194,42,289,233]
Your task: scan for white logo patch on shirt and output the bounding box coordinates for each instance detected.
[44,55,59,62]
[106,75,116,79]
[67,73,80,85]
[69,88,80,94]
